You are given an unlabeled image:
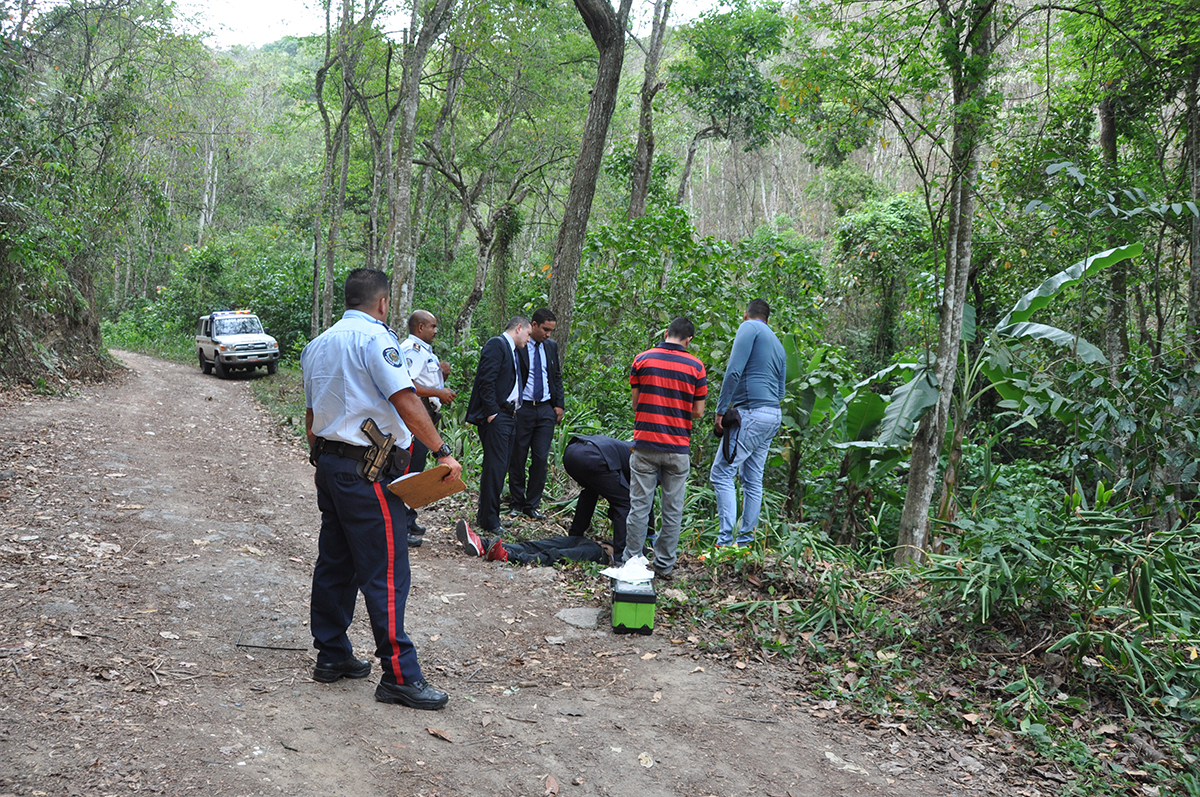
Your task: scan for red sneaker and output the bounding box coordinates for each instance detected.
[455,520,484,557]
[485,537,509,562]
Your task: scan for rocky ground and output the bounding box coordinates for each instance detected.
[0,351,1044,796]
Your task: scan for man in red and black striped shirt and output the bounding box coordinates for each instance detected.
[620,317,707,580]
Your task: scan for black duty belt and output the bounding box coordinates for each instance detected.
[310,437,411,481]
[499,401,516,416]
[313,438,371,462]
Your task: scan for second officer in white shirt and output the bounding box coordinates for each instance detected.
[399,310,457,545]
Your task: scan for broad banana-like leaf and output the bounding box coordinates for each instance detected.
[998,243,1143,328]
[962,303,976,343]
[994,321,1108,364]
[842,391,886,442]
[877,368,940,446]
[781,333,810,383]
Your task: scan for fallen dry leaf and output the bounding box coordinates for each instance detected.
[735,661,747,670]
[651,691,661,703]
[963,713,981,725]
[426,728,453,743]
[544,774,559,795]
[641,652,656,660]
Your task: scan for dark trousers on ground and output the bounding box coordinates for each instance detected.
[563,440,630,552]
[508,402,556,512]
[403,438,429,534]
[500,536,610,566]
[310,453,422,685]
[476,412,515,531]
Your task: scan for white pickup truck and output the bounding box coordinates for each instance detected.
[195,311,279,378]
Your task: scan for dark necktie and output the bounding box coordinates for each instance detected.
[532,342,544,402]
[512,347,521,406]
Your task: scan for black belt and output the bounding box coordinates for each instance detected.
[310,437,411,481]
[524,399,553,407]
[312,438,370,462]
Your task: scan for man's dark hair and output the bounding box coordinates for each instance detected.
[407,309,434,333]
[344,269,389,309]
[747,298,770,321]
[666,316,695,340]
[505,315,530,332]
[531,307,556,326]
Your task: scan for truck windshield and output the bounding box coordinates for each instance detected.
[214,317,264,337]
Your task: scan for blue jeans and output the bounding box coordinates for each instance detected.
[709,405,781,546]
[622,448,690,573]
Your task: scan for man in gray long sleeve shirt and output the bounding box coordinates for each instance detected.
[710,298,786,546]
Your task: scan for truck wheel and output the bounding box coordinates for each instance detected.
[199,350,213,374]
[214,357,228,379]
[267,361,278,375]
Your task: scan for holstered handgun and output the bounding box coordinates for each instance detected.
[359,418,395,482]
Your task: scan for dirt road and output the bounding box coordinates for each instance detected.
[0,351,1003,796]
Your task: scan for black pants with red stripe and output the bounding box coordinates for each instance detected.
[310,452,422,685]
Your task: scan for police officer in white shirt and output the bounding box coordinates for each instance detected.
[302,269,461,711]
[398,310,457,544]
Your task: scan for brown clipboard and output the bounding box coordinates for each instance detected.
[387,464,466,509]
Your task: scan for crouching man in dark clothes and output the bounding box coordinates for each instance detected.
[562,434,633,552]
[455,520,612,566]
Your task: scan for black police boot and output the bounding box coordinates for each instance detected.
[375,679,449,710]
[312,657,372,683]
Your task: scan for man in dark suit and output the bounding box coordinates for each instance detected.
[562,435,633,552]
[508,308,565,520]
[466,316,531,536]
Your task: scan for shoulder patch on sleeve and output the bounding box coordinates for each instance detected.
[383,347,403,367]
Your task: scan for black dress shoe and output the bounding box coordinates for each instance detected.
[375,679,449,710]
[523,508,546,520]
[411,524,426,537]
[407,534,423,548]
[312,657,372,683]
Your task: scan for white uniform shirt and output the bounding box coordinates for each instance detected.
[301,309,415,449]
[400,334,444,409]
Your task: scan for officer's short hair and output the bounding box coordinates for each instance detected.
[531,308,556,326]
[408,309,434,333]
[505,315,530,332]
[667,316,694,340]
[345,269,389,309]
[747,298,770,321]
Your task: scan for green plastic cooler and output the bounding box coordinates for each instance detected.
[612,579,656,635]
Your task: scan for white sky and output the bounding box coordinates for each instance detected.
[178,0,715,50]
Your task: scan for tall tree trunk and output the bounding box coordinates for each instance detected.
[387,0,458,329]
[324,108,351,330]
[311,217,321,339]
[414,46,467,256]
[675,135,700,206]
[1100,91,1129,376]
[628,0,671,219]
[895,7,992,566]
[1186,67,1200,367]
[197,120,218,246]
[547,0,634,366]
